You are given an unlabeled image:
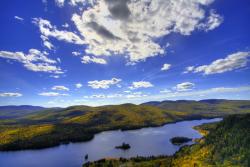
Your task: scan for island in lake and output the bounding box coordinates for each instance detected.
[115,143,131,150]
[170,137,192,145]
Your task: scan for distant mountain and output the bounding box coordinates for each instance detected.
[0,105,58,119]
[198,99,227,104]
[141,99,250,116]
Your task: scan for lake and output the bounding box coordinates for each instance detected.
[0,118,222,167]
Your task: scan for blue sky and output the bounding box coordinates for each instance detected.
[0,0,249,107]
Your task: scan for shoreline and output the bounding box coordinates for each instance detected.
[0,116,221,152]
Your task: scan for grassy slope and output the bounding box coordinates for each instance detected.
[0,100,250,151]
[84,114,250,167]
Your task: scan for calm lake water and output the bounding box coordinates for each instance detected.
[0,118,221,167]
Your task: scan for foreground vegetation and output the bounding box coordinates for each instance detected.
[84,114,250,167]
[0,100,250,151]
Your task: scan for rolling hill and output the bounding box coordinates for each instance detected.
[0,100,250,151]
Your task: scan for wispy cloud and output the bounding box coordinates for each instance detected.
[14,16,24,21]
[129,81,154,90]
[52,85,69,91]
[0,92,22,97]
[39,92,69,96]
[185,51,250,75]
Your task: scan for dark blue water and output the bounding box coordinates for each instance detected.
[0,118,222,167]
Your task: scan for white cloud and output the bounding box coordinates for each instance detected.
[89,94,106,98]
[43,40,54,50]
[39,92,69,96]
[154,86,250,99]
[84,93,123,99]
[55,0,95,7]
[71,0,221,64]
[0,92,22,97]
[55,0,65,7]
[72,51,81,56]
[81,56,107,64]
[198,10,223,31]
[161,64,171,71]
[124,90,131,93]
[32,18,84,49]
[175,82,195,91]
[129,81,154,90]
[52,85,69,91]
[75,83,82,88]
[0,49,63,74]
[62,23,69,28]
[88,78,121,89]
[126,94,147,99]
[184,66,195,73]
[185,51,250,75]
[160,89,171,93]
[50,75,60,79]
[14,16,24,21]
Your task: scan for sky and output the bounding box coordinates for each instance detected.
[0,0,250,107]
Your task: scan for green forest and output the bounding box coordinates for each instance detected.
[84,113,250,167]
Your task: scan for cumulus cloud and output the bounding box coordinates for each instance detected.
[71,0,221,64]
[88,78,121,89]
[52,85,69,91]
[185,51,250,75]
[81,56,107,64]
[129,81,154,90]
[14,16,24,21]
[0,49,63,74]
[75,83,82,88]
[161,64,171,71]
[0,92,22,97]
[32,18,84,49]
[175,82,195,91]
[39,92,69,96]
